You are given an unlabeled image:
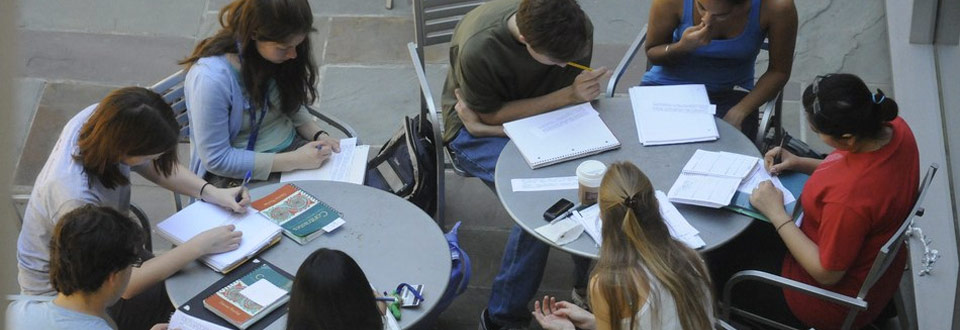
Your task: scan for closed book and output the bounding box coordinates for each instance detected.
[178,259,294,330]
[503,103,620,169]
[251,184,345,244]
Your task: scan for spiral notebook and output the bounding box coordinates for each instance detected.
[503,103,620,169]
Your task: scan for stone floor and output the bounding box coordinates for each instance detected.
[9,0,900,329]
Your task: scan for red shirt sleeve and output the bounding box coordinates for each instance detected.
[817,202,871,271]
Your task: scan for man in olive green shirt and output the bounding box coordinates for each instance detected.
[438,0,610,329]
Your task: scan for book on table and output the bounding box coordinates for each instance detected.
[280,137,370,184]
[174,258,294,330]
[251,183,345,245]
[156,202,282,274]
[629,84,719,146]
[503,102,620,169]
[668,149,806,219]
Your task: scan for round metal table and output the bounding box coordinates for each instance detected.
[165,181,450,329]
[494,97,759,258]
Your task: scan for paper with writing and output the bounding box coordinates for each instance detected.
[510,176,579,192]
[736,165,797,205]
[281,138,370,184]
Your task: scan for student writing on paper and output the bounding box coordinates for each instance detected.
[532,162,715,330]
[711,74,918,329]
[7,206,168,330]
[440,1,607,329]
[181,0,342,188]
[287,248,396,330]
[642,0,797,138]
[16,88,247,330]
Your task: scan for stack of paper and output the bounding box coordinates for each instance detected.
[503,103,620,169]
[156,202,282,273]
[281,137,370,184]
[566,193,704,250]
[667,150,760,208]
[655,191,705,249]
[629,85,719,145]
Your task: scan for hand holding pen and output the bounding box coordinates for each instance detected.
[763,136,796,175]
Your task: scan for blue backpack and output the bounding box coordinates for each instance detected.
[422,221,471,324]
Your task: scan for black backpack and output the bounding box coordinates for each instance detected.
[364,115,438,216]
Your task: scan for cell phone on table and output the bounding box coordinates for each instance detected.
[543,198,575,221]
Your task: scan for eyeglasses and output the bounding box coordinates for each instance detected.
[131,256,144,268]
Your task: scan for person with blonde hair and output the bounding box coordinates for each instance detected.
[532,161,715,330]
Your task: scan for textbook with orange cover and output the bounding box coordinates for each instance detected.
[202,261,293,329]
[251,184,345,244]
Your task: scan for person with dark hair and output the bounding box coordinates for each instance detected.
[715,73,918,328]
[531,162,715,330]
[287,248,397,330]
[181,0,340,187]
[17,87,247,330]
[438,0,610,329]
[7,205,167,330]
[642,0,797,139]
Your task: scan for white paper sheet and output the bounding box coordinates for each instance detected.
[651,103,716,115]
[571,204,602,246]
[667,173,742,208]
[239,279,287,307]
[629,85,719,145]
[156,202,281,271]
[168,309,231,330]
[736,165,797,205]
[656,191,705,249]
[510,176,579,192]
[534,218,584,245]
[280,138,370,184]
[530,104,595,137]
[322,218,346,232]
[682,150,759,179]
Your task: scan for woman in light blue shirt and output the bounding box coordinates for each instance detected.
[181,0,340,187]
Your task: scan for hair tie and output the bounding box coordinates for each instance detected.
[622,193,641,210]
[872,91,886,104]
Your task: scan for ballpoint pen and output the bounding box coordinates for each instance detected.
[773,136,787,166]
[236,170,251,202]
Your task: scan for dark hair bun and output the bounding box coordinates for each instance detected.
[874,89,898,122]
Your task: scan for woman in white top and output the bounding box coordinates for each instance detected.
[532,161,715,330]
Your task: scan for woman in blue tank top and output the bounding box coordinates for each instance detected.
[642,0,797,140]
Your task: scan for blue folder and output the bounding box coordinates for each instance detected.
[724,171,810,223]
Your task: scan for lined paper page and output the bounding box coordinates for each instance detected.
[682,150,759,179]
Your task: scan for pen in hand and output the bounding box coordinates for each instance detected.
[236,170,251,202]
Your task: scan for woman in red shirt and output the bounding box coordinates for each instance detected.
[743,73,919,328]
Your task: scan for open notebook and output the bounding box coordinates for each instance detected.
[629,84,719,145]
[280,137,370,184]
[503,103,620,169]
[667,150,760,208]
[156,202,282,273]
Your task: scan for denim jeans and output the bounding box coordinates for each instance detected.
[449,127,592,327]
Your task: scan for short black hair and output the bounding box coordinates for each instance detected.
[287,248,382,330]
[802,73,899,139]
[517,0,592,62]
[49,205,144,295]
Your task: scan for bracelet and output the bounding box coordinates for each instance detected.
[312,130,328,141]
[199,182,211,202]
[665,44,671,54]
[776,220,793,232]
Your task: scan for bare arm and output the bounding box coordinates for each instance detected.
[723,0,797,128]
[644,0,691,65]
[750,183,845,286]
[474,67,611,126]
[133,163,248,212]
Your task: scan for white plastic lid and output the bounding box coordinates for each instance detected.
[576,160,607,187]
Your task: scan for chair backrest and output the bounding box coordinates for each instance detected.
[856,163,939,299]
[150,70,189,141]
[408,42,447,225]
[605,24,647,98]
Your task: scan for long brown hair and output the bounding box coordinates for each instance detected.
[592,162,713,330]
[180,0,317,114]
[76,87,179,189]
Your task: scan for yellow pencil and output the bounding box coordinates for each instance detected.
[566,61,593,72]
